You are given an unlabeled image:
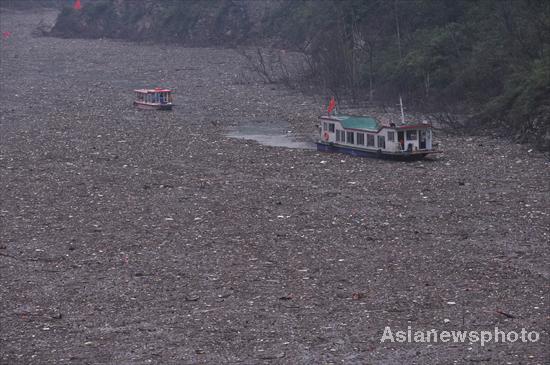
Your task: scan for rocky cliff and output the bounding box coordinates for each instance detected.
[49,0,279,46]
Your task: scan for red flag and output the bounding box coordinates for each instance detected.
[73,0,81,10]
[2,31,12,39]
[327,97,336,115]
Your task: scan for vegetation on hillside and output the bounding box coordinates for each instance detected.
[50,0,254,45]
[266,0,550,148]
[0,0,65,8]
[48,0,550,149]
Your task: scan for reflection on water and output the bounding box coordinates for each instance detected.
[226,121,315,150]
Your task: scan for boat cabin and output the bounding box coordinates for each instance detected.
[133,88,173,110]
[317,115,437,159]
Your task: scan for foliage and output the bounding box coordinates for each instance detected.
[51,0,252,45]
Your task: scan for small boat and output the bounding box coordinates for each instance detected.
[316,114,438,160]
[133,88,173,110]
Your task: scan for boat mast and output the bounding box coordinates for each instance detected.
[395,0,405,125]
[399,95,405,124]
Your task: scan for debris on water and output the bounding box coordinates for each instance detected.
[495,309,515,318]
[2,9,548,365]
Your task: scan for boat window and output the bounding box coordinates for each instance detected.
[366,134,375,147]
[387,131,395,142]
[323,122,328,131]
[346,131,354,144]
[356,132,365,145]
[329,123,335,132]
[336,130,341,142]
[406,130,417,140]
[378,135,386,149]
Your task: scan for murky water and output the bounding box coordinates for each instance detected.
[226,121,316,150]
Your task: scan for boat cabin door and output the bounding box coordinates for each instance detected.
[419,130,427,149]
[397,131,405,150]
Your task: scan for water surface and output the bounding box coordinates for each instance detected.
[226,121,315,150]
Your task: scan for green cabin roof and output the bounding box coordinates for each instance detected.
[338,116,380,131]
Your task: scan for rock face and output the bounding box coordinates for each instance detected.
[49,0,278,46]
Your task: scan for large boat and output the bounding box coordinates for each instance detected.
[316,114,438,159]
[133,88,173,110]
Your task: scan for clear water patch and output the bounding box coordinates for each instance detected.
[225,120,315,150]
